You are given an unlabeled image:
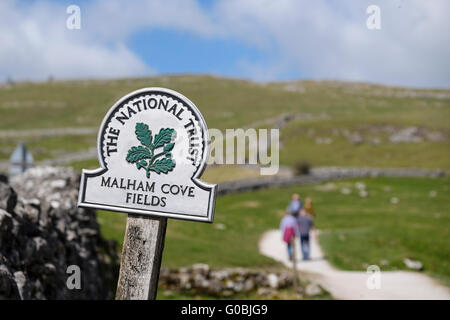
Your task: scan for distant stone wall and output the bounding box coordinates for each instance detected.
[159,264,323,299]
[217,167,449,196]
[0,167,119,300]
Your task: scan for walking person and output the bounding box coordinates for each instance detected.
[297,209,315,260]
[286,193,302,217]
[280,211,299,261]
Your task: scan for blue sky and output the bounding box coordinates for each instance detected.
[1,0,449,87]
[127,28,275,78]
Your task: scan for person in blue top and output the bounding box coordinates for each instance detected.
[286,193,302,217]
[297,209,315,260]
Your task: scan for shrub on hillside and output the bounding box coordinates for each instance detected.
[294,160,311,176]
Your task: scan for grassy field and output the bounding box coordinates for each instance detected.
[98,176,450,284]
[1,75,448,169]
[313,177,450,282]
[0,134,96,161]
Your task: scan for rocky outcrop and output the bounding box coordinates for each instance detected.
[388,127,447,143]
[0,167,119,300]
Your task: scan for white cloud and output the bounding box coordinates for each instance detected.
[0,0,151,81]
[212,0,450,87]
[1,0,449,87]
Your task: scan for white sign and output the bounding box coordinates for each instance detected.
[78,88,217,222]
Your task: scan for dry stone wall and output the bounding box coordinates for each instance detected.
[0,167,119,299]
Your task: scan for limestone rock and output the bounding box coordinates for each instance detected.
[390,127,423,143]
[404,258,423,271]
[0,182,17,213]
[267,273,279,289]
[305,283,322,296]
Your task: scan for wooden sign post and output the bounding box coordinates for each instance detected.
[78,88,217,299]
[115,215,167,300]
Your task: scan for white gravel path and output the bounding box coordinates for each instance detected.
[259,230,450,300]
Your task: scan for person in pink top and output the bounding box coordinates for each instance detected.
[280,211,299,260]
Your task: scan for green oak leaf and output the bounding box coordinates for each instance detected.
[149,158,176,174]
[126,146,152,163]
[153,128,175,149]
[136,160,147,169]
[163,142,174,152]
[135,122,152,147]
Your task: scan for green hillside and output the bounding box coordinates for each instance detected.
[1,75,448,170]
